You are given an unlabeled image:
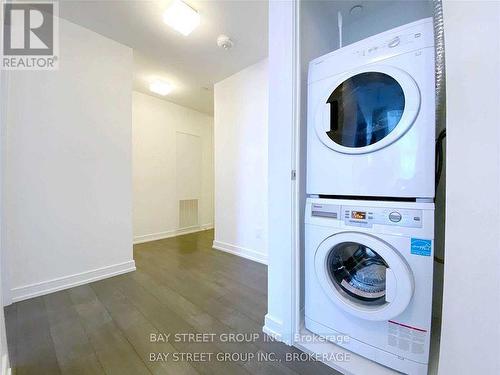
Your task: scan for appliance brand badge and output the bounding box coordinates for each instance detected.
[410,238,432,256]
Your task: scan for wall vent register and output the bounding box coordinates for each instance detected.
[179,199,199,228]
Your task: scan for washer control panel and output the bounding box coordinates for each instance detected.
[342,205,423,228]
[311,203,340,219]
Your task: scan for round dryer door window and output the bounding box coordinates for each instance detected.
[315,66,420,154]
[314,232,414,321]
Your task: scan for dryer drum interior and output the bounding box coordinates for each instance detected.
[327,242,389,305]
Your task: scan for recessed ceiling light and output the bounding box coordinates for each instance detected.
[149,80,173,96]
[349,5,363,16]
[163,0,200,36]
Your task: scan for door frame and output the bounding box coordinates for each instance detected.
[263,0,301,345]
[291,0,301,345]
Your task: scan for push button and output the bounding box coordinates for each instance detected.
[389,211,402,223]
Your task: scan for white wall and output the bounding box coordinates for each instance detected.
[0,59,10,375]
[213,59,268,264]
[0,6,9,364]
[1,18,134,304]
[438,2,500,374]
[132,91,214,243]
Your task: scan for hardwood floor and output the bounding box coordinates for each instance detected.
[4,230,339,375]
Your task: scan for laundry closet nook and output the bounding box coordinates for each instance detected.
[267,1,447,374]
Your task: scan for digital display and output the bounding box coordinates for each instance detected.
[351,211,366,220]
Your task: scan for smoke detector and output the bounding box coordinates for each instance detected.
[217,34,234,50]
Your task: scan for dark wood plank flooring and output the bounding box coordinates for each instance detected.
[5,230,339,375]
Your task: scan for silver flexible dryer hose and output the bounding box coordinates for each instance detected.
[433,0,447,191]
[433,0,446,133]
[433,0,446,266]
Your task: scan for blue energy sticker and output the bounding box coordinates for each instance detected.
[411,238,432,256]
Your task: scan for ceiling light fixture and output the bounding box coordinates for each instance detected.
[349,5,364,16]
[149,80,173,96]
[163,0,200,36]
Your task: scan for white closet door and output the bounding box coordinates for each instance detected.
[176,132,202,200]
[176,132,202,228]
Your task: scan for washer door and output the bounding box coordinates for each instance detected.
[314,66,420,154]
[314,232,414,321]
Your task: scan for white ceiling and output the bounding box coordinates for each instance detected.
[59,1,269,115]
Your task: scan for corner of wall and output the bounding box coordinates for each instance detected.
[212,240,268,265]
[263,314,287,344]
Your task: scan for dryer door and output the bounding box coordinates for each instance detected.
[314,66,420,154]
[314,231,414,321]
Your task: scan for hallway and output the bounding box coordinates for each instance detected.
[4,231,337,375]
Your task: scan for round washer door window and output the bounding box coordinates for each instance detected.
[315,66,420,155]
[327,242,389,305]
[314,232,414,321]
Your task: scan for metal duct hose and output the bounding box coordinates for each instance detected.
[433,0,446,122]
[433,0,446,266]
[433,0,446,190]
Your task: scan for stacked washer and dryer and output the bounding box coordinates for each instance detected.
[305,19,436,375]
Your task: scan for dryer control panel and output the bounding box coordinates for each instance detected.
[352,30,428,59]
[342,205,423,228]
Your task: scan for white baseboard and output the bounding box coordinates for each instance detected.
[263,314,284,342]
[133,224,214,244]
[212,240,268,265]
[1,353,9,375]
[8,260,136,304]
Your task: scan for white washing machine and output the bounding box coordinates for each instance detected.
[305,197,434,375]
[307,18,435,198]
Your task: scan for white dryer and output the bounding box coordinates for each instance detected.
[305,198,434,374]
[307,18,435,198]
